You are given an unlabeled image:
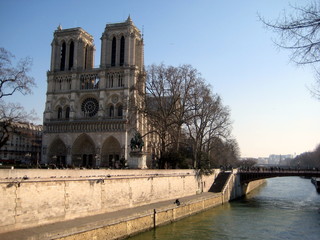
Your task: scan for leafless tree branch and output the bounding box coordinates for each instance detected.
[259,2,320,98]
[0,48,37,147]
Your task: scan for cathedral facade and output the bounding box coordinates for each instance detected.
[42,17,152,168]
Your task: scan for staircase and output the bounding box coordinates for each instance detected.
[209,172,231,193]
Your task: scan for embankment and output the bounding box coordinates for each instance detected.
[0,169,218,233]
[0,169,265,240]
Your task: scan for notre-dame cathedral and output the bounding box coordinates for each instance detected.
[42,17,154,168]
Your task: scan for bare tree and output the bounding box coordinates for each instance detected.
[141,63,235,169]
[239,158,258,168]
[0,101,36,148]
[259,2,320,98]
[0,48,35,98]
[141,64,207,168]
[143,64,187,167]
[207,137,240,168]
[0,48,36,148]
[289,143,320,168]
[223,138,241,167]
[170,64,200,152]
[145,64,175,149]
[185,82,232,169]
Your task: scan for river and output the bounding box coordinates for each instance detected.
[128,177,320,240]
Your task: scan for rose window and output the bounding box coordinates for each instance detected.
[81,97,99,117]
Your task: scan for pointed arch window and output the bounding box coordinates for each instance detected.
[65,107,70,119]
[60,42,66,71]
[84,45,88,69]
[58,107,63,119]
[118,73,123,87]
[117,105,123,117]
[111,37,116,66]
[68,41,74,70]
[120,36,125,66]
[109,105,114,117]
[110,74,114,88]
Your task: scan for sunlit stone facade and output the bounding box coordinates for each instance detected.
[42,17,152,168]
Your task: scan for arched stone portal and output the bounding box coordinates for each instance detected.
[48,138,67,167]
[101,136,122,168]
[72,134,96,168]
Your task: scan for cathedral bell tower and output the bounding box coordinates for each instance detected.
[50,25,95,72]
[42,17,148,169]
[100,16,144,71]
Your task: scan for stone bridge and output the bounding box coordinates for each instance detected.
[238,169,320,183]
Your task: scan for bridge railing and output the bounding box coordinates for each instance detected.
[237,167,320,183]
[238,167,319,174]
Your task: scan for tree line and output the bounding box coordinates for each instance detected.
[288,144,320,169]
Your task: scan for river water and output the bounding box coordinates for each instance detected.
[128,177,320,240]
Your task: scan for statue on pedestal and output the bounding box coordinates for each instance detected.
[128,131,147,169]
[130,132,144,152]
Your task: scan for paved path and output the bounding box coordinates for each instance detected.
[0,192,220,240]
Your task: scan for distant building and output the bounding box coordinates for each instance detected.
[268,154,294,165]
[0,122,42,165]
[257,157,268,165]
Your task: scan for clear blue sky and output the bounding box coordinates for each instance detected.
[1,0,319,158]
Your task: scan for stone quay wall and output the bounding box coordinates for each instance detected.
[51,171,265,240]
[56,193,223,240]
[0,169,219,233]
[223,169,266,201]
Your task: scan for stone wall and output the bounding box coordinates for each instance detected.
[244,179,266,194]
[0,169,218,233]
[56,193,223,240]
[220,169,266,201]
[52,174,266,240]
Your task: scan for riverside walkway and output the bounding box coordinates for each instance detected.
[0,192,221,240]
